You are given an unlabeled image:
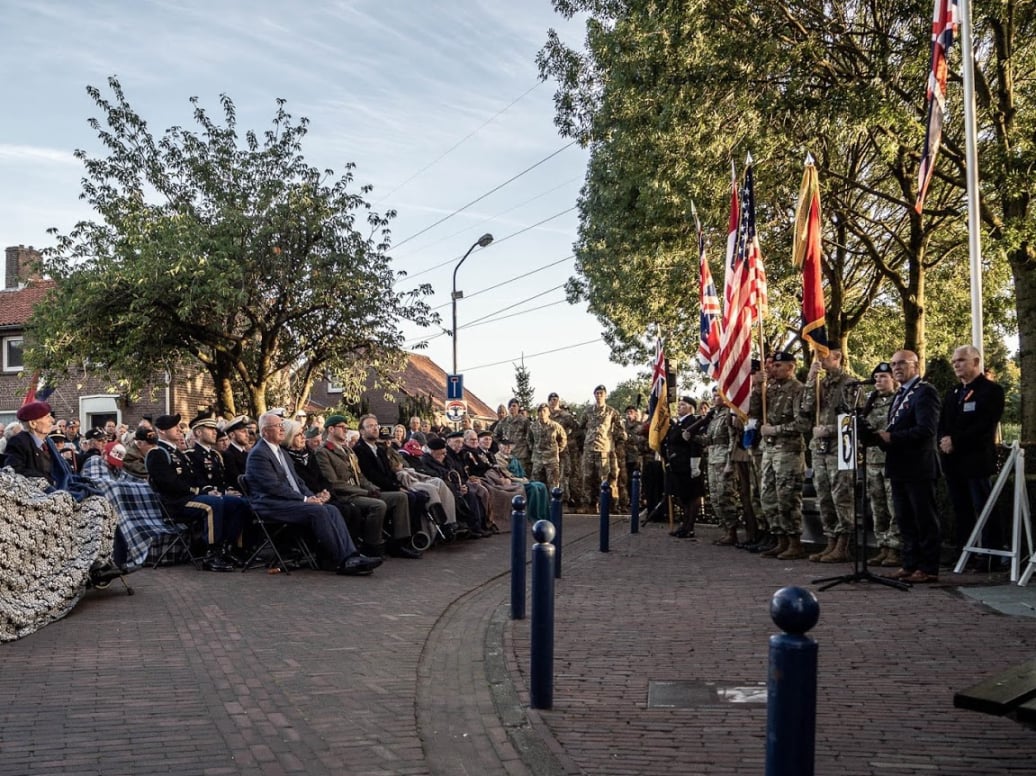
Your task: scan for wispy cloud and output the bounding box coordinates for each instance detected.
[0,144,78,165]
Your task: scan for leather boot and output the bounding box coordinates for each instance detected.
[868,547,889,565]
[880,548,902,567]
[777,535,808,560]
[809,537,836,562]
[760,535,788,558]
[819,534,850,563]
[714,526,739,546]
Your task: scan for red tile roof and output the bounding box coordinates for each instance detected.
[398,352,496,418]
[0,280,56,327]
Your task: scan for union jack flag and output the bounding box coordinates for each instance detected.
[915,0,959,214]
[693,204,721,380]
[646,336,670,453]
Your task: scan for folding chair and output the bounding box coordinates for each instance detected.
[150,500,203,569]
[237,475,319,574]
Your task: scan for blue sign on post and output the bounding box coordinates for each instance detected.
[446,374,464,401]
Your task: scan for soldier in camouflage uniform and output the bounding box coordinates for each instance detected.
[862,361,902,566]
[750,352,810,559]
[800,348,857,563]
[527,403,568,490]
[494,399,531,476]
[624,407,649,512]
[548,392,582,507]
[703,389,741,545]
[581,385,627,508]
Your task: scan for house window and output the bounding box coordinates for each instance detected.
[2,336,23,372]
[326,376,343,394]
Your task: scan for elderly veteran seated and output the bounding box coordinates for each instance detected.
[2,401,57,484]
[121,426,157,480]
[493,437,550,523]
[244,412,381,576]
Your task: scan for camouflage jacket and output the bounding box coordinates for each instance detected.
[528,417,567,461]
[800,367,858,451]
[495,415,531,459]
[581,404,626,454]
[862,390,896,466]
[750,377,809,453]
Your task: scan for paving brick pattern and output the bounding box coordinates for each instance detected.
[1,513,1035,775]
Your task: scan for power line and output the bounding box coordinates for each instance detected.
[462,284,566,328]
[429,255,573,311]
[463,337,604,372]
[390,140,579,250]
[374,82,543,206]
[403,297,570,348]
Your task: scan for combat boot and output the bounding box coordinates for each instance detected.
[760,535,788,558]
[809,537,836,562]
[777,535,808,560]
[819,534,849,563]
[868,547,889,565]
[880,548,902,567]
[713,526,739,546]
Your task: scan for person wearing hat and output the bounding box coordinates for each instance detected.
[411,436,487,538]
[47,428,79,471]
[801,347,858,563]
[580,385,627,511]
[221,416,251,486]
[860,361,902,567]
[662,396,709,538]
[121,426,158,480]
[245,411,381,576]
[702,387,745,546]
[494,400,532,477]
[145,413,245,572]
[2,400,56,482]
[75,428,109,473]
[750,351,810,559]
[186,411,239,496]
[547,392,582,507]
[527,403,567,491]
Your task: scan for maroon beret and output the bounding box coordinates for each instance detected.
[16,401,52,422]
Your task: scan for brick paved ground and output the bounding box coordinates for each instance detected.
[1,514,1034,775]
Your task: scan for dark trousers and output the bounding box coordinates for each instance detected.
[945,474,998,551]
[891,478,941,574]
[181,494,246,547]
[255,502,358,565]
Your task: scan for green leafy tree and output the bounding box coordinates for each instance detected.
[28,78,435,417]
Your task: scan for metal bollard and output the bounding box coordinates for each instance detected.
[549,487,564,579]
[529,519,556,709]
[630,469,641,534]
[599,480,610,553]
[510,495,527,620]
[765,586,820,776]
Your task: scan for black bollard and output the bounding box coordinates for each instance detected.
[510,495,527,620]
[765,586,820,776]
[549,486,564,579]
[529,519,556,709]
[630,469,641,534]
[599,480,610,553]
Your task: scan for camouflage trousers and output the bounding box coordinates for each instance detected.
[866,463,901,549]
[707,453,738,529]
[582,450,616,503]
[560,448,582,504]
[750,451,765,531]
[530,457,561,492]
[812,450,855,537]
[760,447,805,536]
[614,450,628,506]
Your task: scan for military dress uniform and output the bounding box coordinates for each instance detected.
[800,366,858,562]
[750,366,809,558]
[527,416,567,490]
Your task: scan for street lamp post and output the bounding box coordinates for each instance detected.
[451,233,494,375]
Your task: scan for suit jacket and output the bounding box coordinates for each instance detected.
[316,443,377,500]
[222,444,248,489]
[882,378,941,481]
[937,373,1004,477]
[353,440,400,492]
[2,431,53,483]
[244,439,313,515]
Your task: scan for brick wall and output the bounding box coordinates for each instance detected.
[4,245,41,290]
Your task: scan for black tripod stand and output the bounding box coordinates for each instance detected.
[812,410,911,592]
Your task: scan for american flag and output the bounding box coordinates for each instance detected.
[915,0,959,214]
[646,337,670,453]
[717,156,766,420]
[694,204,721,380]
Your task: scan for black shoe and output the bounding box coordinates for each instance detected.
[670,527,695,539]
[388,543,423,559]
[202,551,235,572]
[89,560,127,585]
[337,553,382,575]
[748,535,777,554]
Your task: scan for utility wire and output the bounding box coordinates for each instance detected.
[403,297,570,347]
[429,255,573,311]
[390,140,579,250]
[462,284,565,328]
[374,82,543,206]
[463,337,604,372]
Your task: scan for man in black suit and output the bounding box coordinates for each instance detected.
[244,412,380,576]
[938,345,1006,556]
[877,350,942,583]
[353,414,421,558]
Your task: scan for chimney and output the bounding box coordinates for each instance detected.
[4,245,42,289]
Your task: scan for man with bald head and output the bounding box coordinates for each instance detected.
[938,345,1005,559]
[877,349,942,583]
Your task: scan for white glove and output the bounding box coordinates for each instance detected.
[690,458,702,478]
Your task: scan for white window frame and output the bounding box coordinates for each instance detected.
[2,336,24,373]
[326,376,343,394]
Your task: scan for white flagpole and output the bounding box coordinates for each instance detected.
[959,0,984,355]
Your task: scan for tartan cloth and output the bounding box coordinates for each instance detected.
[80,457,176,569]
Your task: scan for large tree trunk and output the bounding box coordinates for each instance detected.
[1009,247,1036,447]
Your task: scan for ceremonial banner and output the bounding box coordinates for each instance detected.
[793,159,830,357]
[915,0,959,213]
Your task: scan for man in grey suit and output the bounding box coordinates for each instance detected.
[244,412,381,576]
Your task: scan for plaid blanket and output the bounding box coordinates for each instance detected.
[81,457,176,569]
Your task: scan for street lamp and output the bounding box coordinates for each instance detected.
[451,233,494,375]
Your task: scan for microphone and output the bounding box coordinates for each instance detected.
[846,378,876,387]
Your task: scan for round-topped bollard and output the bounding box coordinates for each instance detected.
[770,585,820,636]
[532,519,555,545]
[530,518,557,709]
[512,494,527,512]
[549,487,564,578]
[510,494,528,620]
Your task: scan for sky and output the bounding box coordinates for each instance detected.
[0,0,639,411]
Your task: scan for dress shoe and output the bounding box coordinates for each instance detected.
[670,527,694,539]
[202,551,235,572]
[905,569,938,583]
[388,543,423,559]
[337,553,382,575]
[890,567,914,580]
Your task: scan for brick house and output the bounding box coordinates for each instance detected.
[2,245,217,431]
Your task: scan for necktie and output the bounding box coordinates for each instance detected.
[277,447,301,494]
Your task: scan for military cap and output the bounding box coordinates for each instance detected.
[772,352,797,363]
[593,384,607,393]
[547,392,559,400]
[427,437,447,450]
[134,427,158,444]
[223,415,249,434]
[325,414,349,428]
[16,401,52,422]
[153,413,181,431]
[872,361,893,377]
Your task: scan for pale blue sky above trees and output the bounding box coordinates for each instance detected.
[0,0,638,408]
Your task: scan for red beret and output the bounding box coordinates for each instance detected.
[16,401,52,422]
